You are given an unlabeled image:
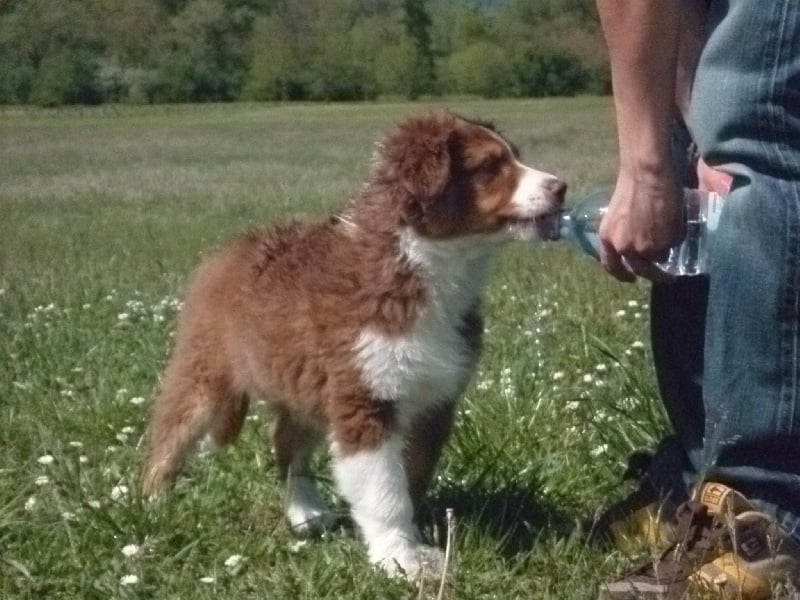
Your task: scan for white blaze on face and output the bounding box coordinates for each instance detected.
[510,162,560,220]
[484,128,560,223]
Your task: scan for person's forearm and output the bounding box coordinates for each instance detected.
[596,1,682,177]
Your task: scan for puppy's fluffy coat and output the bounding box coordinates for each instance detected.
[142,112,565,576]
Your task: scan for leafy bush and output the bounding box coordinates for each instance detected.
[372,40,418,98]
[0,52,34,104]
[509,49,589,97]
[444,41,510,98]
[29,48,104,107]
[242,16,304,101]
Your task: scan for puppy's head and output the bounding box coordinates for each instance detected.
[373,112,566,242]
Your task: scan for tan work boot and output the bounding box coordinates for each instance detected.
[600,482,800,599]
[594,481,678,553]
[592,452,679,553]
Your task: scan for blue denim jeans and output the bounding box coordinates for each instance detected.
[647,0,800,544]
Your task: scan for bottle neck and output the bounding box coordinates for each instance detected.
[556,209,603,260]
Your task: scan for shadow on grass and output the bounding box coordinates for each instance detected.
[420,479,574,558]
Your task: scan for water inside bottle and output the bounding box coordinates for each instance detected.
[661,189,708,276]
[663,217,705,275]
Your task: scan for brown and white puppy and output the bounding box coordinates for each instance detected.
[142,112,566,577]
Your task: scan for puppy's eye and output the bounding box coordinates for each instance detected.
[474,156,504,182]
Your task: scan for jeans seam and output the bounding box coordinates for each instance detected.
[773,2,800,448]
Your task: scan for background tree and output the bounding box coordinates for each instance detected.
[401,0,435,99]
[148,0,253,102]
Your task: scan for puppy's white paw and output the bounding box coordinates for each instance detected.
[287,505,337,537]
[285,475,336,536]
[378,544,446,580]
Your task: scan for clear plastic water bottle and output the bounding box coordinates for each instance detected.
[556,188,724,276]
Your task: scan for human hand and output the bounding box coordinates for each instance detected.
[598,168,684,283]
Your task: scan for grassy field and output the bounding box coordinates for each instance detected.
[0,98,669,599]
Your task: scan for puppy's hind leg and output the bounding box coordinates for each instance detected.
[272,407,335,536]
[206,393,250,449]
[141,360,235,498]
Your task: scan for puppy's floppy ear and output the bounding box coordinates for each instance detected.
[376,113,460,223]
[399,128,455,206]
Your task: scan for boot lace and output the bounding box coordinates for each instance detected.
[634,500,729,582]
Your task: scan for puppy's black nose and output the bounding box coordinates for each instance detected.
[545,179,567,203]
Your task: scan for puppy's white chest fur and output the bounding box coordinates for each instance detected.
[355,311,472,405]
[354,230,487,420]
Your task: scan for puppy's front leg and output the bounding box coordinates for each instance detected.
[332,433,443,578]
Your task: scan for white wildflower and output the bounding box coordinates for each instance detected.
[595,363,607,373]
[224,554,243,568]
[34,475,50,486]
[615,309,627,318]
[120,574,139,586]
[110,484,129,501]
[117,312,129,321]
[68,441,83,448]
[627,300,639,308]
[631,340,645,350]
[582,373,594,384]
[591,444,609,457]
[79,455,89,464]
[552,371,565,381]
[37,454,54,465]
[199,576,215,584]
[61,511,77,521]
[24,496,37,511]
[87,499,101,509]
[120,426,135,435]
[121,544,141,558]
[130,396,146,406]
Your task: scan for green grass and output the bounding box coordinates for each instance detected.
[1,98,668,599]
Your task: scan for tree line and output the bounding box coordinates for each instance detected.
[0,0,609,106]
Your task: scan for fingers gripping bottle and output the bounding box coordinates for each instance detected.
[556,188,724,277]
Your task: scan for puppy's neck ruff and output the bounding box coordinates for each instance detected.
[396,226,491,309]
